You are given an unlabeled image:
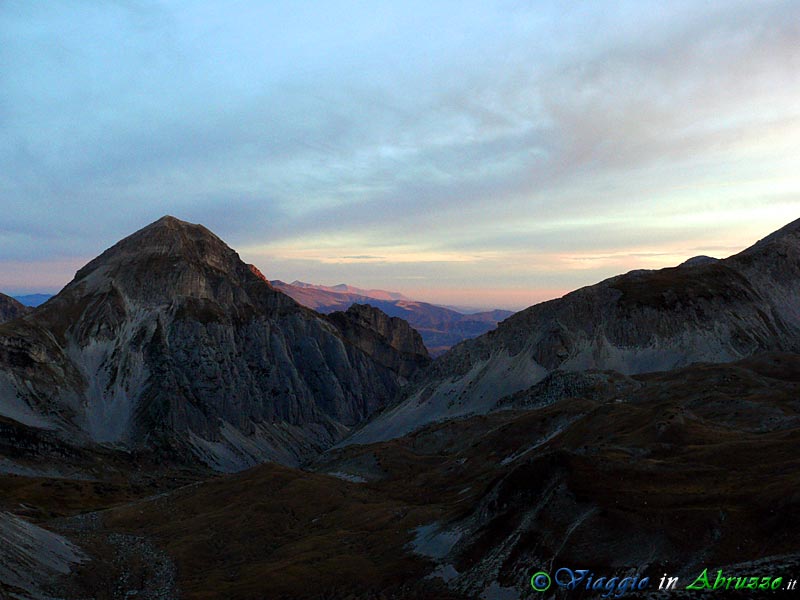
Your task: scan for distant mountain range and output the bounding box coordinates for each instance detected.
[270,280,513,355]
[279,280,410,302]
[12,293,53,307]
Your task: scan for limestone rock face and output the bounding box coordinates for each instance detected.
[0,216,404,470]
[346,218,800,444]
[0,293,29,324]
[327,303,431,379]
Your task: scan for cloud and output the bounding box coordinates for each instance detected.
[1,1,798,306]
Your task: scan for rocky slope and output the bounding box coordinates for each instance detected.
[346,218,800,444]
[11,352,799,599]
[0,293,30,323]
[2,217,800,599]
[318,352,800,598]
[327,303,431,379]
[0,216,407,470]
[0,511,87,600]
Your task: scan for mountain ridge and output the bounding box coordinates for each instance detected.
[2,217,799,599]
[345,217,800,445]
[285,280,410,301]
[0,216,414,471]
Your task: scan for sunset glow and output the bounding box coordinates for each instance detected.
[2,1,798,309]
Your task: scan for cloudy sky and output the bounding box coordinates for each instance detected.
[2,1,798,309]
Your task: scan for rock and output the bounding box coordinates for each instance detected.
[346,218,800,444]
[0,293,30,324]
[0,216,408,470]
[327,303,431,379]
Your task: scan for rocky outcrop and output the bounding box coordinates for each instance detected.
[346,218,800,444]
[327,303,431,379]
[0,293,29,323]
[0,216,406,470]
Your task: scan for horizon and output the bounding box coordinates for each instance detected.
[2,214,796,312]
[2,2,798,310]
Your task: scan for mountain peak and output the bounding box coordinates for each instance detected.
[679,255,718,267]
[51,217,293,313]
[72,216,231,283]
[138,215,222,240]
[152,214,182,225]
[727,217,800,268]
[128,215,223,249]
[0,218,405,467]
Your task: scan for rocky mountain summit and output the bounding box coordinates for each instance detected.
[0,216,412,471]
[347,218,800,444]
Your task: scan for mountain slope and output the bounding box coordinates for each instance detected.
[321,353,800,598]
[0,216,406,470]
[328,303,431,379]
[21,353,800,599]
[346,218,800,444]
[0,293,30,323]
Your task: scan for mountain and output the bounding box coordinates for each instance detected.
[0,293,30,323]
[0,216,411,471]
[327,303,431,378]
[270,280,514,355]
[288,280,410,301]
[12,294,53,307]
[268,280,409,313]
[316,352,800,598]
[14,352,800,599]
[2,218,800,599]
[346,217,800,444]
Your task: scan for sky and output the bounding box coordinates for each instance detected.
[1,1,799,310]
